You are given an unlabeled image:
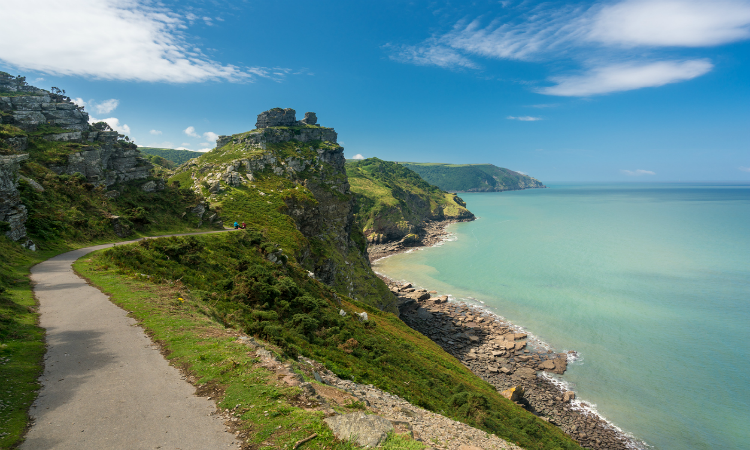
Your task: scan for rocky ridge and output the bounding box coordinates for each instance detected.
[0,154,32,245]
[388,280,637,450]
[171,108,396,311]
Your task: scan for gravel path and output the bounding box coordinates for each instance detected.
[21,232,239,450]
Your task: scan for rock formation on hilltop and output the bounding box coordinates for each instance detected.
[172,108,396,311]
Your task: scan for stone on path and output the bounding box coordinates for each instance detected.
[324,412,394,448]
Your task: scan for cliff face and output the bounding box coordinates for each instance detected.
[171,109,396,311]
[346,158,474,245]
[0,154,31,245]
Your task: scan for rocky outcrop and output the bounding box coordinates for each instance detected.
[0,154,30,243]
[0,93,89,132]
[324,412,394,448]
[216,126,337,150]
[254,107,320,129]
[48,140,153,187]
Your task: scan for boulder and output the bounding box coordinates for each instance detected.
[323,412,393,448]
[501,386,525,402]
[563,391,576,403]
[538,360,556,371]
[513,367,537,380]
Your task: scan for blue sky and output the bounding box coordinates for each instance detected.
[1,0,748,182]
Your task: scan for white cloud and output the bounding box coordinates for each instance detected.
[203,131,219,142]
[0,0,283,83]
[183,126,199,138]
[72,97,86,108]
[352,154,365,160]
[507,116,543,121]
[181,142,190,147]
[199,142,210,147]
[538,60,713,96]
[94,98,119,114]
[589,0,750,47]
[33,77,44,83]
[621,169,656,176]
[386,42,479,69]
[529,104,559,108]
[740,166,750,172]
[197,148,212,152]
[149,129,162,135]
[175,146,192,150]
[89,116,131,135]
[388,0,750,95]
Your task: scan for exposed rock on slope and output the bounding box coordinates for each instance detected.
[0,154,31,244]
[171,108,396,311]
[347,157,474,247]
[401,162,545,193]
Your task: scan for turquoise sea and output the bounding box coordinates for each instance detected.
[373,183,750,450]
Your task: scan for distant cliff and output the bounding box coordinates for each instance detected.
[400,162,545,192]
[346,158,474,246]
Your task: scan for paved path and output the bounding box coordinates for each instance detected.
[22,232,239,450]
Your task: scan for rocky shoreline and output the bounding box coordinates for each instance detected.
[366,218,473,262]
[372,222,642,450]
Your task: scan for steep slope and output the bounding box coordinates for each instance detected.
[169,108,396,311]
[401,162,546,192]
[346,157,474,245]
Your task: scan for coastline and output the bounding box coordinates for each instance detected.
[372,220,645,450]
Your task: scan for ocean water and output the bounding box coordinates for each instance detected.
[373,183,750,450]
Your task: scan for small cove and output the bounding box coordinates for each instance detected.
[374,183,750,450]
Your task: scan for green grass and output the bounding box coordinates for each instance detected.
[85,232,581,450]
[346,158,474,239]
[73,251,427,450]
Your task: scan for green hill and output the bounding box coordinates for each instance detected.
[138,147,203,166]
[346,157,473,245]
[400,162,545,192]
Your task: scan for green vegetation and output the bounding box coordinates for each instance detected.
[346,158,473,242]
[73,252,426,450]
[79,231,580,450]
[400,162,545,193]
[169,135,395,311]
[0,239,49,448]
[138,147,203,166]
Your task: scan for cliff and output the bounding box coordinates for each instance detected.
[400,162,546,192]
[0,72,218,247]
[346,157,474,246]
[170,108,396,311]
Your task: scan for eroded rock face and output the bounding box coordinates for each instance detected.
[323,412,393,448]
[48,144,152,187]
[0,154,30,242]
[255,107,298,128]
[0,93,89,132]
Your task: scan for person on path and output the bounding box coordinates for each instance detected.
[241,222,246,229]
[233,221,239,229]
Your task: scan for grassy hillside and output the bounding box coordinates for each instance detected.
[168,128,397,312]
[346,158,473,243]
[82,231,580,450]
[400,162,545,192]
[138,147,204,166]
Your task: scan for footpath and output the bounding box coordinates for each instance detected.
[21,231,239,450]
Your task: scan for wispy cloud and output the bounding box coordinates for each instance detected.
[528,103,559,108]
[539,59,713,96]
[352,154,365,160]
[184,126,199,138]
[740,166,750,172]
[0,0,288,83]
[94,98,119,114]
[388,0,750,95]
[507,115,543,121]
[150,129,162,135]
[203,131,219,142]
[621,169,656,176]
